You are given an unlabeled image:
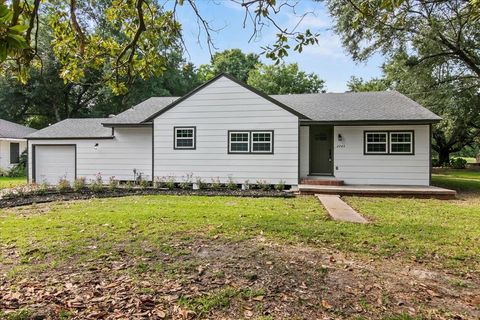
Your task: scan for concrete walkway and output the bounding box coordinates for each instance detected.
[316,194,368,224]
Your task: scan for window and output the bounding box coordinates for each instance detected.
[229,132,250,153]
[365,132,388,154]
[252,131,273,153]
[364,130,415,155]
[390,132,413,154]
[228,130,274,154]
[174,127,195,149]
[9,142,20,164]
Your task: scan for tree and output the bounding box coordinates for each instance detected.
[327,0,480,83]
[247,63,325,94]
[347,52,480,165]
[198,49,260,82]
[347,76,389,92]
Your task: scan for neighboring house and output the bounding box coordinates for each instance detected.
[0,119,37,172]
[26,74,441,186]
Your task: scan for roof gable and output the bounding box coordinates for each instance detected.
[143,73,309,122]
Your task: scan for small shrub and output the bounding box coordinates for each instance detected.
[166,176,176,190]
[154,176,166,189]
[210,177,222,190]
[139,178,150,189]
[450,157,467,169]
[180,173,193,190]
[195,177,206,190]
[73,177,86,192]
[124,180,134,191]
[57,177,71,193]
[108,176,119,190]
[36,181,49,195]
[226,176,237,190]
[256,179,270,191]
[275,180,285,191]
[7,151,27,177]
[90,173,103,192]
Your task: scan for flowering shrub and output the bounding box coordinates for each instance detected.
[165,176,176,190]
[108,176,119,190]
[154,176,166,189]
[210,177,221,190]
[180,173,193,190]
[73,177,86,192]
[57,177,71,193]
[90,173,103,192]
[226,176,238,190]
[275,180,286,191]
[195,177,207,190]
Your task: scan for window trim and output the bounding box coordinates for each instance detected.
[251,131,274,154]
[173,126,196,150]
[9,142,20,164]
[389,131,414,155]
[228,130,251,154]
[364,131,388,155]
[364,130,415,155]
[228,130,274,154]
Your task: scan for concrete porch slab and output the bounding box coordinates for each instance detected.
[300,184,456,200]
[316,194,368,224]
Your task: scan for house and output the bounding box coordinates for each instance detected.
[0,119,37,172]
[26,74,441,187]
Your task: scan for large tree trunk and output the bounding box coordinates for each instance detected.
[438,148,451,166]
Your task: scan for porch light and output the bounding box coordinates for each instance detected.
[94,143,99,150]
[338,134,343,141]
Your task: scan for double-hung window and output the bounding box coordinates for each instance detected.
[364,132,388,154]
[252,131,273,153]
[390,132,413,154]
[228,131,274,154]
[10,142,20,164]
[174,127,195,149]
[364,130,414,155]
[229,132,250,153]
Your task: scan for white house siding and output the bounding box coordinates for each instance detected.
[333,125,430,185]
[153,76,299,185]
[27,127,152,183]
[299,126,310,178]
[0,139,27,171]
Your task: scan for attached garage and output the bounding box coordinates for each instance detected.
[33,145,76,184]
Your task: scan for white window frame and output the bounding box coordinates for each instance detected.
[228,131,250,153]
[251,131,273,154]
[365,131,388,154]
[389,131,414,154]
[174,127,195,149]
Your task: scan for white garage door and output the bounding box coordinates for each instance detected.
[35,145,76,185]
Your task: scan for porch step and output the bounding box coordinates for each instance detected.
[300,178,344,186]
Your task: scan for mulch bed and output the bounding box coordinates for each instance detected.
[0,188,293,208]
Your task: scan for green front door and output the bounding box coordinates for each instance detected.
[309,126,333,175]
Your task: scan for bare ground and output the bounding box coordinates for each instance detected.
[1,235,479,320]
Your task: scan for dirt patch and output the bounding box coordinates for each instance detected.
[1,237,478,319]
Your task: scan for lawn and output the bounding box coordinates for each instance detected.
[432,167,480,192]
[0,176,26,189]
[1,194,479,319]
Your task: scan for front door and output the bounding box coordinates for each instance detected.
[310,126,333,175]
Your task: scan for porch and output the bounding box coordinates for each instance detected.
[297,184,457,200]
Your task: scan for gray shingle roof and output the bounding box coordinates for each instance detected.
[102,97,178,125]
[27,90,441,139]
[105,91,441,125]
[271,91,441,122]
[26,118,113,139]
[0,119,37,139]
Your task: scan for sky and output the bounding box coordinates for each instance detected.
[171,0,385,92]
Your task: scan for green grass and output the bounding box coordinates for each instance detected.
[0,176,27,189]
[432,168,480,192]
[1,195,479,271]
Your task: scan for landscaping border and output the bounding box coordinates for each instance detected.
[0,188,293,208]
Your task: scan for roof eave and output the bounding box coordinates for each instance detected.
[102,122,152,128]
[27,136,115,140]
[300,119,442,125]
